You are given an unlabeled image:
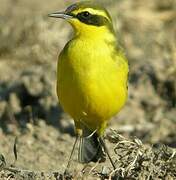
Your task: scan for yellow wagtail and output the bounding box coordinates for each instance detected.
[49,1,129,169]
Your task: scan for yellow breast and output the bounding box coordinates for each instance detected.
[57,34,128,134]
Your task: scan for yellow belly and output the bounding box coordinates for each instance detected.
[57,38,128,134]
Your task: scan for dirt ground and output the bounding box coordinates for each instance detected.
[0,0,176,179]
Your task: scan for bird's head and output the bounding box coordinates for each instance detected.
[49,1,115,37]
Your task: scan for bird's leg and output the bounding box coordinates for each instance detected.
[64,135,79,175]
[99,137,116,170]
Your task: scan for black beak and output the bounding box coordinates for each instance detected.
[48,11,73,19]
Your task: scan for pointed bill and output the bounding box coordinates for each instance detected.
[48,11,73,19]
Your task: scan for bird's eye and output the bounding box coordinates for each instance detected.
[82,11,90,18]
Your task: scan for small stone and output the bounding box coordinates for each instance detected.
[26,123,34,133]
[38,119,46,127]
[9,93,21,114]
[101,166,110,175]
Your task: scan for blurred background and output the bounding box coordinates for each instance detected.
[0,0,175,176]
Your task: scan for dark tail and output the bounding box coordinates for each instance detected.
[78,130,106,163]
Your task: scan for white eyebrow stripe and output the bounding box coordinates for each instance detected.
[73,8,111,21]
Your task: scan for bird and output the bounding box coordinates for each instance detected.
[49,0,129,170]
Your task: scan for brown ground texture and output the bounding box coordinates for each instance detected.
[0,0,176,179]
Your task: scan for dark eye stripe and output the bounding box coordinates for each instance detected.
[82,11,90,17]
[76,12,110,27]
